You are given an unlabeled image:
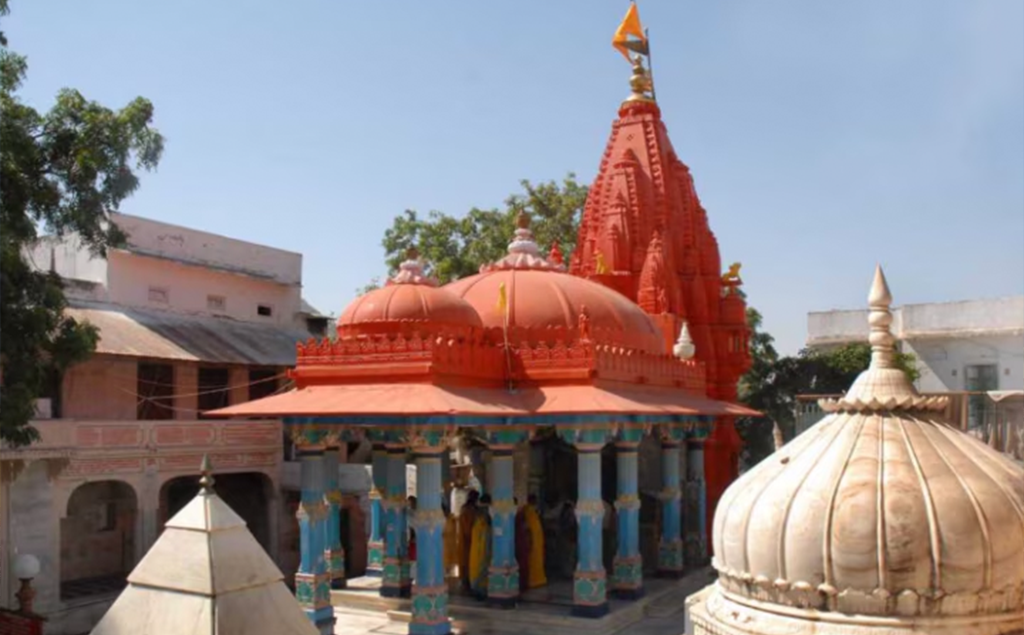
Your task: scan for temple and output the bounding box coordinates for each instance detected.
[570,55,752,534]
[212,54,754,635]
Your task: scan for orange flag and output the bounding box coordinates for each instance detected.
[612,2,649,60]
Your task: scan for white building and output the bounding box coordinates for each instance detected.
[807,296,1024,439]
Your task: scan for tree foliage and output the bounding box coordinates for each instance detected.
[370,174,587,289]
[0,2,164,445]
[735,308,920,468]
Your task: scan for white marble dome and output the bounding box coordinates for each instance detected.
[692,267,1024,635]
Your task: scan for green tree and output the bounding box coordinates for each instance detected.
[736,316,920,469]
[373,174,587,287]
[0,2,164,445]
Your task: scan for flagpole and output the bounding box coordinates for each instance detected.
[645,27,657,102]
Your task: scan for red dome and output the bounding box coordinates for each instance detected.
[445,269,666,354]
[338,283,483,337]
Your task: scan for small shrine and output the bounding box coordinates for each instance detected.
[213,10,754,635]
[687,267,1024,635]
[89,457,318,635]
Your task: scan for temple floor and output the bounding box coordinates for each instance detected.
[331,568,714,635]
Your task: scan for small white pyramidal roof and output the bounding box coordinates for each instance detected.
[90,457,318,635]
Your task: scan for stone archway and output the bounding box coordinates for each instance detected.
[60,480,138,600]
[160,472,274,553]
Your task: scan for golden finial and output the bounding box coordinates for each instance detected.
[516,210,531,230]
[199,454,215,493]
[405,245,420,261]
[626,54,654,103]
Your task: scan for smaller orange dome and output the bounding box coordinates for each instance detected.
[338,256,483,337]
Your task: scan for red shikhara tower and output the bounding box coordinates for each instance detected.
[570,56,752,537]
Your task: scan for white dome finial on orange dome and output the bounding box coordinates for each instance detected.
[480,211,567,273]
[673,320,695,360]
[390,246,439,287]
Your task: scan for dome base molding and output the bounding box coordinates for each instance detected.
[687,586,1024,635]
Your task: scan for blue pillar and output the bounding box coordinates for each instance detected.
[612,425,645,599]
[382,443,411,598]
[559,426,614,619]
[686,438,708,565]
[293,428,335,635]
[410,443,452,635]
[487,447,518,608]
[324,440,346,589]
[367,442,387,577]
[657,425,685,578]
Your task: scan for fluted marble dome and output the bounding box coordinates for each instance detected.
[689,267,1024,635]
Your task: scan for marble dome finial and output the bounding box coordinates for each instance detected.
[867,264,895,370]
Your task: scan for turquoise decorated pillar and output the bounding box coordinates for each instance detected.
[292,426,336,635]
[367,442,387,577]
[324,436,346,589]
[656,425,685,578]
[611,425,645,599]
[685,437,708,565]
[409,426,453,635]
[559,426,615,619]
[481,428,530,608]
[382,438,412,598]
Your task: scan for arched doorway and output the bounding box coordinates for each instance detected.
[160,472,274,553]
[60,480,137,600]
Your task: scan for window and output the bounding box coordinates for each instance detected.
[99,501,117,532]
[137,363,174,420]
[965,364,999,431]
[197,367,230,419]
[148,286,169,304]
[257,304,273,317]
[207,295,226,312]
[248,368,279,401]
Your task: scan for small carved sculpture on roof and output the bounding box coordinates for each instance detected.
[578,305,591,341]
[721,262,742,284]
[594,250,609,275]
[548,239,565,266]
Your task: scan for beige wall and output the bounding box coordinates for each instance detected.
[1,418,284,635]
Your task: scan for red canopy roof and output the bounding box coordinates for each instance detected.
[209,382,757,419]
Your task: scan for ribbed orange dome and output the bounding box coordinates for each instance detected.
[338,256,483,337]
[338,283,482,335]
[445,269,666,354]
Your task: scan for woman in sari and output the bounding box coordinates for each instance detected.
[523,494,547,589]
[458,490,479,593]
[468,494,493,600]
[514,498,532,593]
[443,505,458,583]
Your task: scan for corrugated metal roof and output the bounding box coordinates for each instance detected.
[65,301,310,366]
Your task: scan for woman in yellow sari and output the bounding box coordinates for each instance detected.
[468,494,493,600]
[523,494,547,589]
[443,506,458,580]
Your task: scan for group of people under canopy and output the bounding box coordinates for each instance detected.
[405,491,552,600]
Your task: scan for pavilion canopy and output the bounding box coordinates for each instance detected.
[208,382,758,419]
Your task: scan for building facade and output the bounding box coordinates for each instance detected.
[0,213,323,635]
[807,296,1024,395]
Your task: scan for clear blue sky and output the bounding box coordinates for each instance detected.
[7,1,1023,354]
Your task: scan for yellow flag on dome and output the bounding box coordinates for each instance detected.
[496,282,508,316]
[613,2,649,61]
